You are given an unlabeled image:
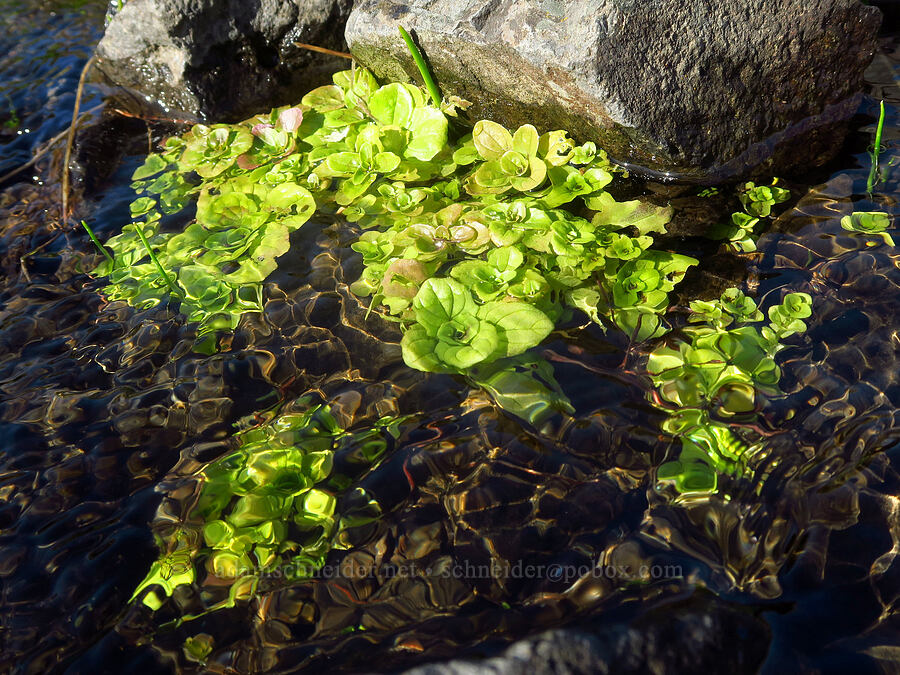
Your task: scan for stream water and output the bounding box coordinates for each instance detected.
[1,1,899,673]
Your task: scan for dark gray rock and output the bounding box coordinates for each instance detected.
[396,593,770,675]
[345,0,882,182]
[95,0,354,122]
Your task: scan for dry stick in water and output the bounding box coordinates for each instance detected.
[61,55,95,222]
[294,42,353,59]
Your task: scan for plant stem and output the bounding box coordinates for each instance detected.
[134,223,181,298]
[875,99,886,158]
[80,220,115,267]
[867,99,886,194]
[398,26,442,108]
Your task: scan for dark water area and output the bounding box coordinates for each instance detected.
[1,1,899,673]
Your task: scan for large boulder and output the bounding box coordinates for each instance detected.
[345,0,882,182]
[95,0,354,122]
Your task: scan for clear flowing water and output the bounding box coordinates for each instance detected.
[1,2,899,673]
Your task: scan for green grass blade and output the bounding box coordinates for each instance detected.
[398,25,442,108]
[868,99,886,194]
[134,223,181,298]
[80,220,115,268]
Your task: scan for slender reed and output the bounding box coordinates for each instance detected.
[867,99,886,194]
[134,223,181,297]
[398,26,442,108]
[80,220,115,267]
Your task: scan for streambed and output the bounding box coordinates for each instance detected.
[1,2,899,673]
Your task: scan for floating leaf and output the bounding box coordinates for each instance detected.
[369,82,415,127]
[840,211,894,246]
[301,84,346,111]
[473,120,513,160]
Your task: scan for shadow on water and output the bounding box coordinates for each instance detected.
[0,2,900,673]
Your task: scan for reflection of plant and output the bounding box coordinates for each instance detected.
[183,634,214,665]
[2,94,19,130]
[468,354,574,427]
[841,211,894,247]
[131,402,391,615]
[648,289,812,497]
[709,180,790,253]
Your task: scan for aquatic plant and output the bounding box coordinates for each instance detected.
[709,180,791,253]
[132,402,390,615]
[398,25,441,108]
[80,219,114,267]
[468,353,574,426]
[94,108,316,339]
[648,288,812,496]
[867,99,886,194]
[841,210,894,247]
[95,63,697,419]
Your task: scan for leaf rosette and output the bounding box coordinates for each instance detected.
[401,278,553,373]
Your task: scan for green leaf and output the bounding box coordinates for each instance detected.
[325,151,361,176]
[452,138,481,165]
[478,301,553,357]
[374,151,401,173]
[183,635,214,664]
[486,246,524,272]
[469,355,574,426]
[400,324,445,372]
[130,197,157,218]
[405,107,449,161]
[538,130,574,166]
[588,193,672,235]
[228,494,285,528]
[132,154,168,180]
[412,278,476,332]
[472,120,513,160]
[840,211,894,246]
[509,156,547,192]
[203,520,236,549]
[264,182,316,216]
[301,84,346,111]
[369,83,415,127]
[512,124,540,158]
[301,489,336,520]
[566,287,604,325]
[647,345,685,377]
[433,320,499,369]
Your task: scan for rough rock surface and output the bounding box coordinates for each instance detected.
[345,0,882,181]
[95,0,354,122]
[396,594,770,674]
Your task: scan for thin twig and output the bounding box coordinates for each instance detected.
[0,104,103,185]
[21,232,62,258]
[108,106,197,125]
[19,258,31,283]
[61,55,95,221]
[294,42,353,60]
